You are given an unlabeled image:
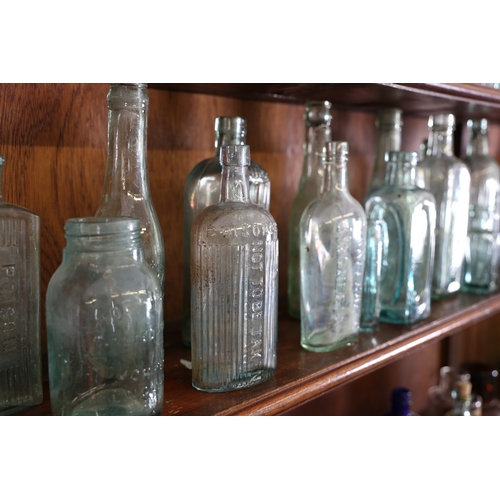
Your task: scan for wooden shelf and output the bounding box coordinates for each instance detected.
[149,83,500,123]
[19,291,500,416]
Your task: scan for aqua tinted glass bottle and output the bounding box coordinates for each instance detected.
[0,156,42,415]
[288,101,332,319]
[416,114,471,299]
[46,217,164,416]
[462,119,500,294]
[95,84,164,293]
[191,145,278,392]
[366,108,403,199]
[365,151,436,324]
[300,142,366,352]
[182,117,270,347]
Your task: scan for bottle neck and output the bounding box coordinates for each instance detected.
[103,84,150,197]
[467,129,490,156]
[375,125,402,172]
[220,166,250,203]
[215,130,245,154]
[0,160,4,202]
[428,127,454,156]
[305,124,331,176]
[322,162,348,194]
[385,160,418,187]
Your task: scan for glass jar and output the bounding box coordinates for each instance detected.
[365,151,436,324]
[416,114,471,299]
[462,119,500,294]
[300,141,366,352]
[288,101,332,319]
[0,155,42,415]
[182,116,270,347]
[191,145,278,392]
[95,83,165,292]
[46,217,164,416]
[366,108,403,199]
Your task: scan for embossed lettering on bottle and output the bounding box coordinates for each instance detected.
[191,145,278,392]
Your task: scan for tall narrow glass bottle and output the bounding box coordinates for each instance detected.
[365,108,403,199]
[416,114,471,298]
[462,118,500,294]
[182,116,270,347]
[288,101,332,319]
[0,156,42,415]
[300,142,366,352]
[191,145,278,392]
[365,151,436,324]
[95,83,165,291]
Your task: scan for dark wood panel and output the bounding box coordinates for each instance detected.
[150,83,500,123]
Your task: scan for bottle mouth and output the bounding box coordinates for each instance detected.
[65,216,141,237]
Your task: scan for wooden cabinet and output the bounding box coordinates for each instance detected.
[7,83,500,416]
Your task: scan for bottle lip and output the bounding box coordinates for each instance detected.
[325,141,348,162]
[64,216,141,237]
[467,118,488,131]
[304,101,333,126]
[375,108,403,127]
[428,113,455,129]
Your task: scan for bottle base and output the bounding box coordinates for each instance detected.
[192,368,276,393]
[67,387,159,416]
[301,330,358,353]
[0,394,43,415]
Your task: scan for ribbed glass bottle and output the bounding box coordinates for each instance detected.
[365,108,403,199]
[46,217,164,416]
[300,142,366,352]
[95,83,165,292]
[288,101,332,319]
[191,145,278,392]
[365,151,436,324]
[416,114,471,299]
[0,156,42,415]
[462,119,500,294]
[182,116,270,347]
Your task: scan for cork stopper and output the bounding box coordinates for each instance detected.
[456,379,472,399]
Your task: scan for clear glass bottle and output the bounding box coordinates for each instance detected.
[365,151,436,325]
[446,377,477,416]
[191,145,278,392]
[416,114,471,299]
[95,83,165,292]
[424,366,456,416]
[386,387,419,416]
[365,108,403,199]
[182,116,270,347]
[300,142,366,352]
[462,119,500,294]
[46,217,164,416]
[0,155,42,415]
[288,101,332,319]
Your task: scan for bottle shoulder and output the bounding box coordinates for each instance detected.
[365,187,436,213]
[302,191,366,226]
[464,154,500,174]
[0,201,40,221]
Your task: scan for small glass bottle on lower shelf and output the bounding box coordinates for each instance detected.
[365,151,436,325]
[191,145,278,392]
[446,378,481,416]
[46,217,164,416]
[460,362,500,416]
[386,387,419,416]
[0,155,43,415]
[300,142,366,352]
[424,366,456,416]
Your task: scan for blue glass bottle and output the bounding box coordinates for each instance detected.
[462,119,500,294]
[300,141,366,352]
[386,387,418,416]
[365,151,436,325]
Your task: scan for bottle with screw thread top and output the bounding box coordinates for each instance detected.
[182,116,270,347]
[300,141,366,352]
[462,119,500,294]
[95,83,165,292]
[365,151,436,325]
[288,101,332,319]
[416,114,471,299]
[0,155,42,415]
[191,145,278,392]
[46,217,164,416]
[365,108,403,199]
